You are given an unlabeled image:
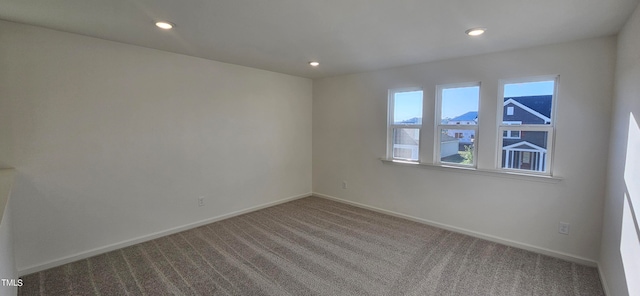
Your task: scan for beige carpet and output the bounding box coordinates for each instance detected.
[19,197,604,295]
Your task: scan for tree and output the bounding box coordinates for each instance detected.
[461,145,473,164]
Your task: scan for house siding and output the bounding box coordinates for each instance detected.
[503,103,547,124]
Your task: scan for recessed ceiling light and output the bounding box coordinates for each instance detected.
[465,28,486,36]
[155,21,175,30]
[309,61,320,67]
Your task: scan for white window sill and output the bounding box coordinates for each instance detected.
[380,158,562,183]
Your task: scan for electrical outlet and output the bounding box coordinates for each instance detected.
[198,196,205,207]
[559,222,570,235]
[342,181,347,189]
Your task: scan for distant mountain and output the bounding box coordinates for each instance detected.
[396,117,422,124]
[449,111,478,122]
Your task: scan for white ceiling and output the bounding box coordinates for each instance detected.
[1,0,638,78]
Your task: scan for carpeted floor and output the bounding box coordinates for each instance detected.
[18,197,604,295]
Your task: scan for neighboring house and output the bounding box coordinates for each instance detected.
[393,128,420,160]
[501,95,552,171]
[394,129,460,160]
[391,117,422,159]
[446,111,477,144]
[392,117,423,160]
[440,133,460,158]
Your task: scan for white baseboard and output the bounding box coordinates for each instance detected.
[313,192,599,267]
[18,192,312,276]
[597,263,610,296]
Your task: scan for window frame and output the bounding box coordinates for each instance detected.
[434,82,481,168]
[497,75,558,176]
[387,88,424,162]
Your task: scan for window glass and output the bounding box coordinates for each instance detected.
[503,80,554,125]
[392,128,420,161]
[394,91,423,124]
[441,86,479,125]
[437,84,479,167]
[440,129,475,165]
[499,77,556,175]
[389,89,423,161]
[501,131,549,172]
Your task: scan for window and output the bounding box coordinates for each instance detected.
[436,83,480,167]
[388,89,423,161]
[503,121,522,139]
[503,130,521,139]
[498,76,557,174]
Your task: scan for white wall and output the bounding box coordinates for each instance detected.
[0,20,312,273]
[313,37,616,262]
[600,2,640,295]
[0,170,17,296]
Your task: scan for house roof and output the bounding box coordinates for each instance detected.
[503,141,546,152]
[505,95,552,118]
[441,134,458,143]
[395,129,419,145]
[450,111,478,122]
